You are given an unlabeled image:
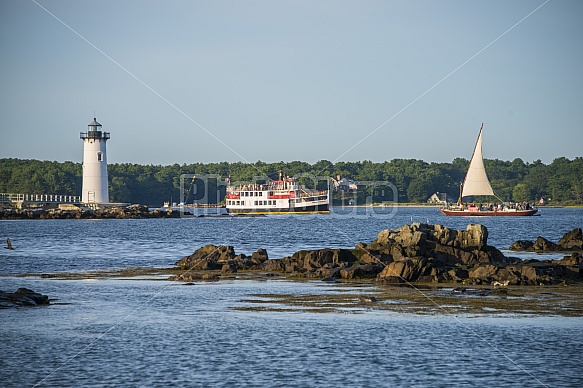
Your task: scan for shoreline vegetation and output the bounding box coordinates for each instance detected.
[1,157,582,207]
[1,203,580,220]
[4,224,582,316]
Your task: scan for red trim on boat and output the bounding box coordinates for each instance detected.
[439,208,538,216]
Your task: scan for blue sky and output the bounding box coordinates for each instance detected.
[1,0,581,165]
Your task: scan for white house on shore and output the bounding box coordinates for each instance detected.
[428,192,453,204]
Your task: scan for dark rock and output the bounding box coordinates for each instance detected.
[221,261,238,273]
[417,275,438,283]
[173,223,583,286]
[340,263,382,279]
[533,236,560,252]
[468,264,499,282]
[176,244,235,270]
[292,249,357,270]
[377,257,428,282]
[459,224,489,250]
[510,228,583,253]
[559,252,582,265]
[558,228,583,250]
[380,276,404,284]
[261,258,286,273]
[509,240,535,251]
[352,244,391,265]
[251,248,269,263]
[0,288,50,308]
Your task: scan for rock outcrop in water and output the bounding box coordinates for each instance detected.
[173,245,269,280]
[174,223,583,285]
[0,288,50,308]
[172,223,583,286]
[266,223,511,283]
[510,228,583,252]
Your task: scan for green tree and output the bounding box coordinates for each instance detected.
[512,183,530,202]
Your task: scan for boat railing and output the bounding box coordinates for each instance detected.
[297,189,327,198]
[443,202,538,212]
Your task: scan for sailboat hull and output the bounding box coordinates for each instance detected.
[440,208,538,217]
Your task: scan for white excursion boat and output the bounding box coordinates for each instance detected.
[440,124,538,217]
[225,173,329,214]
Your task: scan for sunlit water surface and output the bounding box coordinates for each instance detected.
[1,207,582,387]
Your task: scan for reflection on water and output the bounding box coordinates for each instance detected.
[1,277,582,387]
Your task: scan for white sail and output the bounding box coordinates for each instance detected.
[461,125,494,197]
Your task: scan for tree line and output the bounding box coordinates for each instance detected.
[1,157,581,206]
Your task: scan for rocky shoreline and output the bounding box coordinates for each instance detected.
[0,205,183,219]
[173,223,583,286]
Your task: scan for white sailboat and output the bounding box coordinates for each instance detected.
[461,124,495,198]
[440,124,538,216]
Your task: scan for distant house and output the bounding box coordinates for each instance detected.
[428,192,453,204]
[333,175,358,192]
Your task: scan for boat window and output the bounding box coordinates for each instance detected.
[254,201,258,205]
[259,192,262,196]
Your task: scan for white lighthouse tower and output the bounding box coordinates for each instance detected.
[80,118,110,204]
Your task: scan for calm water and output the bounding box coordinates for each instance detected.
[1,207,581,275]
[1,207,582,387]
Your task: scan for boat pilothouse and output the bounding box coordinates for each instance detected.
[226,173,329,214]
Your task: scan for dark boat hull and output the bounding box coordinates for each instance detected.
[227,203,329,215]
[440,208,538,216]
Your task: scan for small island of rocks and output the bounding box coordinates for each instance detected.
[173,223,583,286]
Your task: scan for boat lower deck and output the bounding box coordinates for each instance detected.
[440,208,538,216]
[227,203,329,215]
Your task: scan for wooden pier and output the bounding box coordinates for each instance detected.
[0,193,80,205]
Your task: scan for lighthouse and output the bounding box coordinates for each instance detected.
[80,118,110,204]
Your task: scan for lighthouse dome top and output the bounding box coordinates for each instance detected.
[88,118,102,127]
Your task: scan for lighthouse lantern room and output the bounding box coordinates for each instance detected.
[80,118,110,204]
